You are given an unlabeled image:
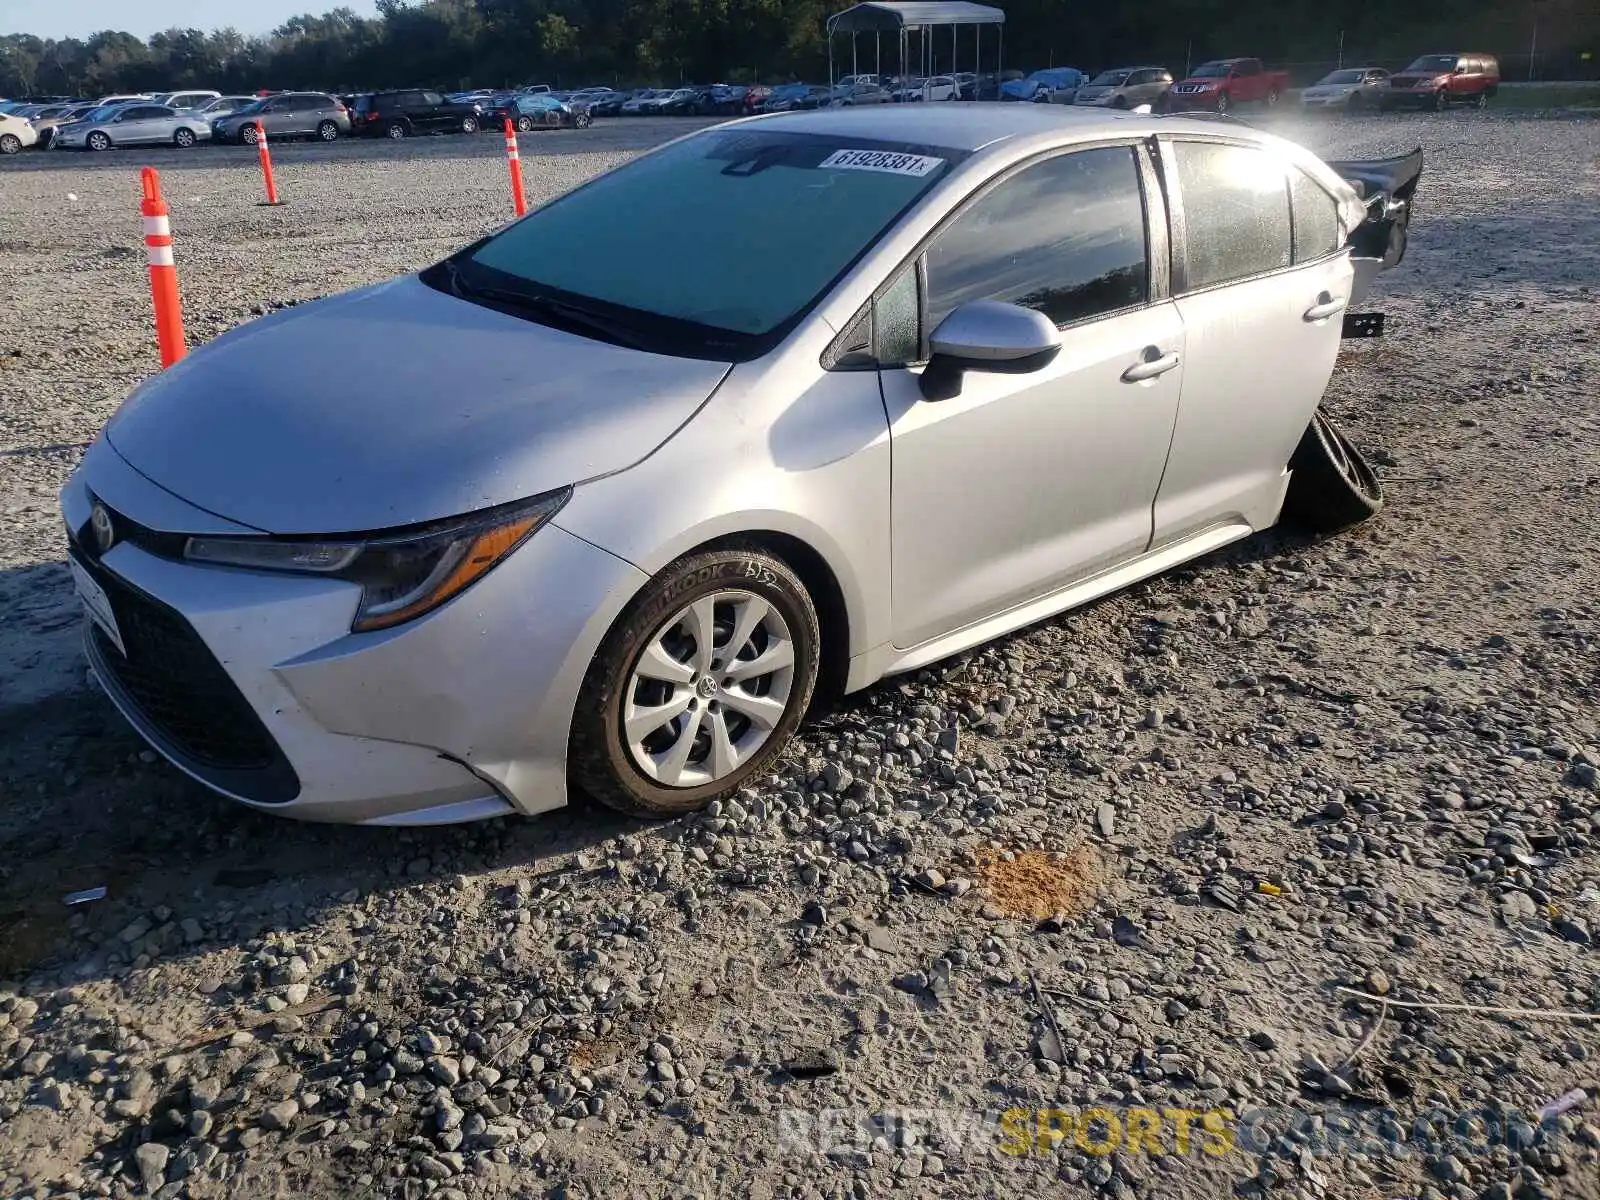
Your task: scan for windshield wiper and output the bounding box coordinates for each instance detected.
[441,260,651,351]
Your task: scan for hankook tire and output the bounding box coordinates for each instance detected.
[571,548,820,818]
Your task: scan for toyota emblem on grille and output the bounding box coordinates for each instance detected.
[90,503,115,553]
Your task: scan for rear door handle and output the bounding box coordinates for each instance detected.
[1121,350,1181,383]
[1303,293,1348,322]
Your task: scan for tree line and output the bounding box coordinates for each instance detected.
[1,0,1595,97]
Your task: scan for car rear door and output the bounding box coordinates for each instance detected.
[879,141,1186,649]
[421,91,448,130]
[114,105,168,144]
[1150,136,1352,545]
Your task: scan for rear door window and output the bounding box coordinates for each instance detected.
[1170,140,1292,290]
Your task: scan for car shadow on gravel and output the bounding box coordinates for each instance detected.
[0,678,642,993]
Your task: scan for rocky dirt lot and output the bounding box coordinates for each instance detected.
[2,111,1599,1200]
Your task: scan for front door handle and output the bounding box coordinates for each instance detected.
[1303,292,1348,323]
[1121,349,1181,383]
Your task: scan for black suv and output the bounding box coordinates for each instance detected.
[352,89,483,138]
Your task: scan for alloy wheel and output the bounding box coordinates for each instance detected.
[622,590,796,788]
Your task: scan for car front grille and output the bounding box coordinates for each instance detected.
[74,548,301,804]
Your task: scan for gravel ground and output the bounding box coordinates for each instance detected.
[2,110,1599,1200]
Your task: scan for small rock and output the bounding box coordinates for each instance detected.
[1432,1153,1466,1182]
[429,1057,462,1087]
[119,917,153,944]
[1095,803,1117,838]
[133,1142,169,1193]
[821,762,854,793]
[1248,1030,1278,1051]
[39,1081,72,1110]
[800,901,827,926]
[780,1049,838,1080]
[1554,917,1592,945]
[1111,915,1142,948]
[260,1099,299,1131]
[1365,968,1392,997]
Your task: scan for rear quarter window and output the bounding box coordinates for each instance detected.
[1290,170,1342,263]
[1171,140,1292,290]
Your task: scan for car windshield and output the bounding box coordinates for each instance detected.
[83,105,124,122]
[232,100,267,115]
[1190,61,1238,78]
[1406,55,1459,72]
[1320,70,1366,85]
[1090,70,1131,86]
[456,129,963,358]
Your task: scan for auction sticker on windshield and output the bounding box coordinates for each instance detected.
[69,557,125,656]
[819,149,945,177]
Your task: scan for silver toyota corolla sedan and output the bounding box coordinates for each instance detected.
[61,106,1421,825]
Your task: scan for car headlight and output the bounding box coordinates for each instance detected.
[182,489,570,632]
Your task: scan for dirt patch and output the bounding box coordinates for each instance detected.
[975,846,1104,920]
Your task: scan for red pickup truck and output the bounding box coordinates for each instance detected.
[1165,58,1289,113]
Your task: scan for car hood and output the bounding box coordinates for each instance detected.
[104,274,732,535]
[1390,74,1442,88]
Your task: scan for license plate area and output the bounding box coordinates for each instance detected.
[69,557,126,656]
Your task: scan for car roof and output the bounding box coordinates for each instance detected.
[737,103,1153,153]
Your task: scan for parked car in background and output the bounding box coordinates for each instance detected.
[54,103,212,151]
[509,93,592,130]
[1073,66,1173,109]
[153,90,222,111]
[516,84,552,96]
[212,93,351,144]
[0,110,40,154]
[644,88,699,114]
[30,103,98,147]
[620,90,660,114]
[893,75,961,102]
[350,90,480,138]
[1001,67,1085,103]
[759,83,830,112]
[1300,67,1390,110]
[1166,58,1289,113]
[97,93,152,106]
[1381,54,1500,110]
[829,80,892,106]
[194,95,258,120]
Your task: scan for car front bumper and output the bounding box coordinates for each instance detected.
[1164,91,1223,109]
[61,442,647,825]
[1380,90,1445,107]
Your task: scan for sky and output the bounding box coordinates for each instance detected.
[0,0,378,40]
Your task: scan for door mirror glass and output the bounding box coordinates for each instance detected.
[920,300,1061,401]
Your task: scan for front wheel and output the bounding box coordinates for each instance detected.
[1265,87,1280,107]
[570,548,821,818]
[173,128,196,148]
[240,124,259,146]
[1472,91,1488,110]
[87,130,111,152]
[1432,89,1448,112]
[386,121,407,139]
[460,115,478,134]
[1281,408,1385,532]
[1215,91,1230,114]
[575,111,592,128]
[0,133,21,155]
[317,120,339,142]
[516,115,533,132]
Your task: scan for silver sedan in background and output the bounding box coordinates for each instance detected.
[53,102,213,150]
[1300,67,1392,110]
[61,107,1420,825]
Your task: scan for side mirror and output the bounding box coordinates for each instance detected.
[919,300,1062,401]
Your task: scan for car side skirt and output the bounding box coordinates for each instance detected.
[847,514,1262,687]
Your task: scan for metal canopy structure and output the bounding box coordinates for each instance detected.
[825,2,1006,97]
